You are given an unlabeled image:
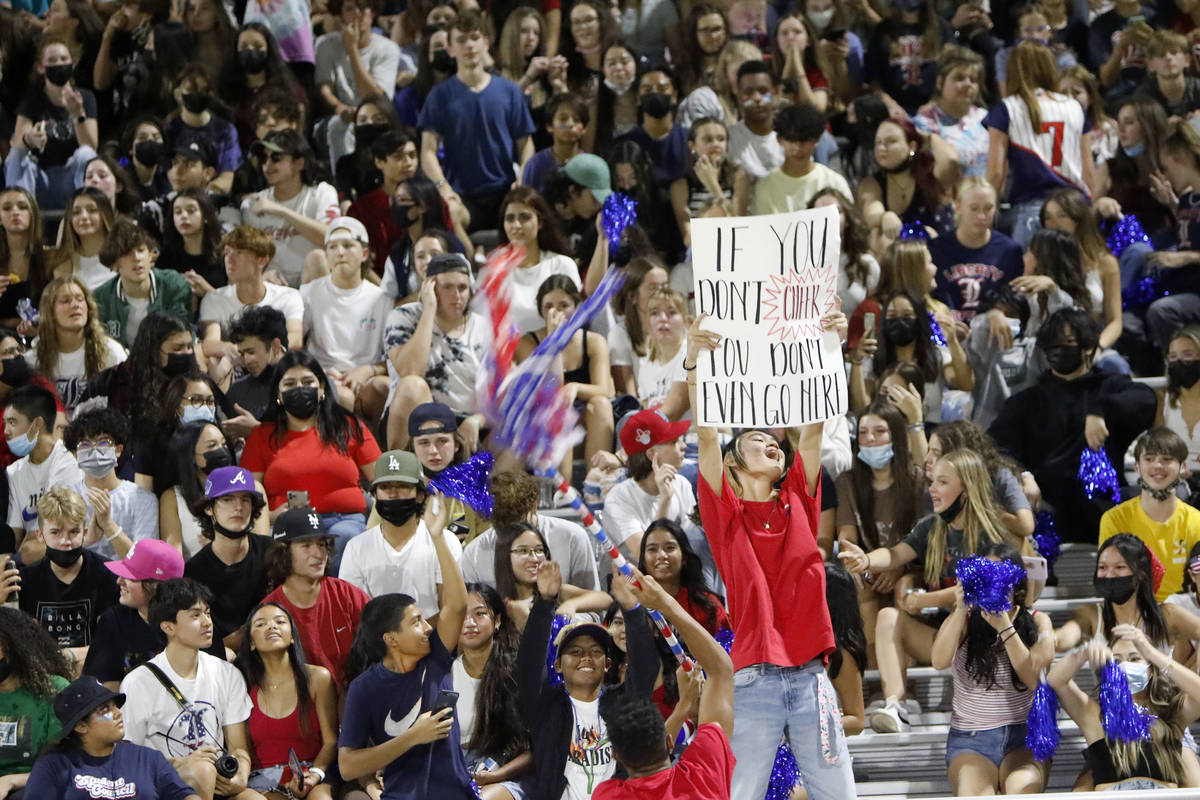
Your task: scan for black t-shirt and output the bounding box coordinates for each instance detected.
[1136,77,1200,119]
[183,534,271,639]
[227,368,274,421]
[15,87,98,168]
[19,550,118,648]
[82,604,225,682]
[158,247,226,292]
[902,515,965,590]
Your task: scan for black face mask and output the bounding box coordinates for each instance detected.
[181,92,211,114]
[202,446,234,471]
[237,47,269,73]
[45,64,74,87]
[45,545,83,568]
[884,316,918,347]
[0,357,30,388]
[937,493,964,525]
[280,386,320,418]
[134,140,165,167]
[355,123,388,149]
[431,49,456,73]
[163,351,193,378]
[1137,475,1180,502]
[1044,344,1084,375]
[1169,360,1200,390]
[640,92,673,119]
[0,658,13,684]
[376,497,424,526]
[213,519,251,539]
[1095,575,1136,605]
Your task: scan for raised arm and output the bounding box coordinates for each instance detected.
[685,315,724,494]
[1115,623,1200,723]
[428,491,467,650]
[1047,645,1102,741]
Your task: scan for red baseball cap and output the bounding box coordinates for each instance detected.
[619,409,690,456]
[105,539,184,581]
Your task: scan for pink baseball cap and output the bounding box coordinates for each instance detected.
[105,539,184,581]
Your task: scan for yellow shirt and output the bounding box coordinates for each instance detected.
[1098,497,1200,602]
[752,163,854,215]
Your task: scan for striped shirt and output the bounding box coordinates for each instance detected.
[950,629,1034,730]
[983,90,1088,205]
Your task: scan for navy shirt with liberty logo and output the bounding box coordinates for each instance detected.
[930,230,1025,322]
[338,631,476,799]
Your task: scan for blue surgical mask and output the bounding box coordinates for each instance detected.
[6,425,36,457]
[857,442,894,469]
[1123,141,1146,158]
[180,405,215,424]
[1120,660,1150,694]
[1008,317,1022,339]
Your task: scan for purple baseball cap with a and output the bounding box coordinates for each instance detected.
[204,466,255,498]
[105,539,184,581]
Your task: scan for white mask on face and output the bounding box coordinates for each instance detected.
[806,8,835,30]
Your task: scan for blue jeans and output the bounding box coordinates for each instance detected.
[4,144,96,210]
[321,511,366,571]
[945,723,1027,767]
[730,661,855,800]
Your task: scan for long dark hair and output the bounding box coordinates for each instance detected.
[402,174,450,233]
[264,537,334,589]
[493,522,551,603]
[825,562,867,680]
[1027,228,1091,313]
[874,290,941,384]
[0,607,72,698]
[637,519,722,632]
[1098,534,1169,647]
[561,0,618,89]
[237,602,316,737]
[963,542,1038,690]
[497,186,571,255]
[875,118,944,218]
[129,311,194,432]
[169,421,229,514]
[220,22,302,103]
[464,583,529,760]
[850,401,919,550]
[262,350,366,456]
[0,187,47,290]
[162,188,222,263]
[344,593,418,688]
[413,23,452,102]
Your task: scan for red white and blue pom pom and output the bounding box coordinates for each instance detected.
[1098,659,1156,743]
[1025,678,1061,761]
[1033,510,1060,568]
[429,451,495,517]
[602,193,638,253]
[1078,447,1121,504]
[955,555,1026,613]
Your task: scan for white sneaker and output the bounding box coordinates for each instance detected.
[870,699,911,733]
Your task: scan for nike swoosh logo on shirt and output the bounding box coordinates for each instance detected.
[336,626,347,633]
[383,701,420,737]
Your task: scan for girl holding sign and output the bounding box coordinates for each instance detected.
[686,310,857,800]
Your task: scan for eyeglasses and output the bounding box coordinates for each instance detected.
[512,546,546,558]
[182,394,216,408]
[77,439,115,451]
[264,152,292,163]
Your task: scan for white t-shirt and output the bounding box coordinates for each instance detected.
[451,656,480,743]
[562,696,614,800]
[119,650,253,759]
[7,440,85,533]
[383,306,491,413]
[338,521,464,619]
[504,254,581,334]
[199,282,305,330]
[728,122,783,180]
[239,183,340,287]
[74,255,113,292]
[633,343,685,410]
[26,336,127,410]
[602,473,696,547]
[301,276,391,373]
[84,479,159,561]
[126,296,150,345]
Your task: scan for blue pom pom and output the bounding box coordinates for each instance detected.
[1105,214,1153,259]
[428,451,495,517]
[545,614,570,689]
[1033,511,1060,568]
[955,555,1027,613]
[927,311,947,347]
[1121,274,1169,312]
[764,743,799,800]
[715,626,735,655]
[1099,659,1156,743]
[1025,679,1061,761]
[1078,447,1121,504]
[602,193,638,253]
[899,220,928,240]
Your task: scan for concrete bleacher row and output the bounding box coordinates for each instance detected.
[851,543,1110,798]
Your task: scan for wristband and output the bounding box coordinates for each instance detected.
[683,361,696,371]
[309,767,325,783]
[908,423,924,432]
[104,525,122,543]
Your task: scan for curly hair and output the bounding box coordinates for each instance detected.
[0,607,73,698]
[264,537,334,589]
[34,277,110,380]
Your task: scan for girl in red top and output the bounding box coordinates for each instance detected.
[685,312,856,800]
[240,350,381,563]
[239,601,338,799]
[637,518,730,638]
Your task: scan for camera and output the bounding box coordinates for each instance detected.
[215,754,239,779]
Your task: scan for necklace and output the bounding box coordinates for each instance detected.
[746,494,788,531]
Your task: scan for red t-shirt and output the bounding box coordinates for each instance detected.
[698,461,834,672]
[348,188,401,277]
[674,588,730,638]
[263,577,370,690]
[240,423,381,512]
[593,723,735,800]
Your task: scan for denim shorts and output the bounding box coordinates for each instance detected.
[945,723,1027,767]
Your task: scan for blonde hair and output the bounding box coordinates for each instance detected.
[876,239,932,302]
[713,40,763,116]
[1108,654,1186,784]
[497,7,545,83]
[923,449,1006,588]
[35,277,110,380]
[645,288,690,362]
[37,486,87,528]
[1146,30,1189,61]
[1167,326,1200,406]
[1006,41,1058,131]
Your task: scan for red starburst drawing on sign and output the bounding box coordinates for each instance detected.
[760,264,838,342]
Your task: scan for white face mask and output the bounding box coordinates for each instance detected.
[1120,660,1150,695]
[605,77,634,95]
[806,8,835,30]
